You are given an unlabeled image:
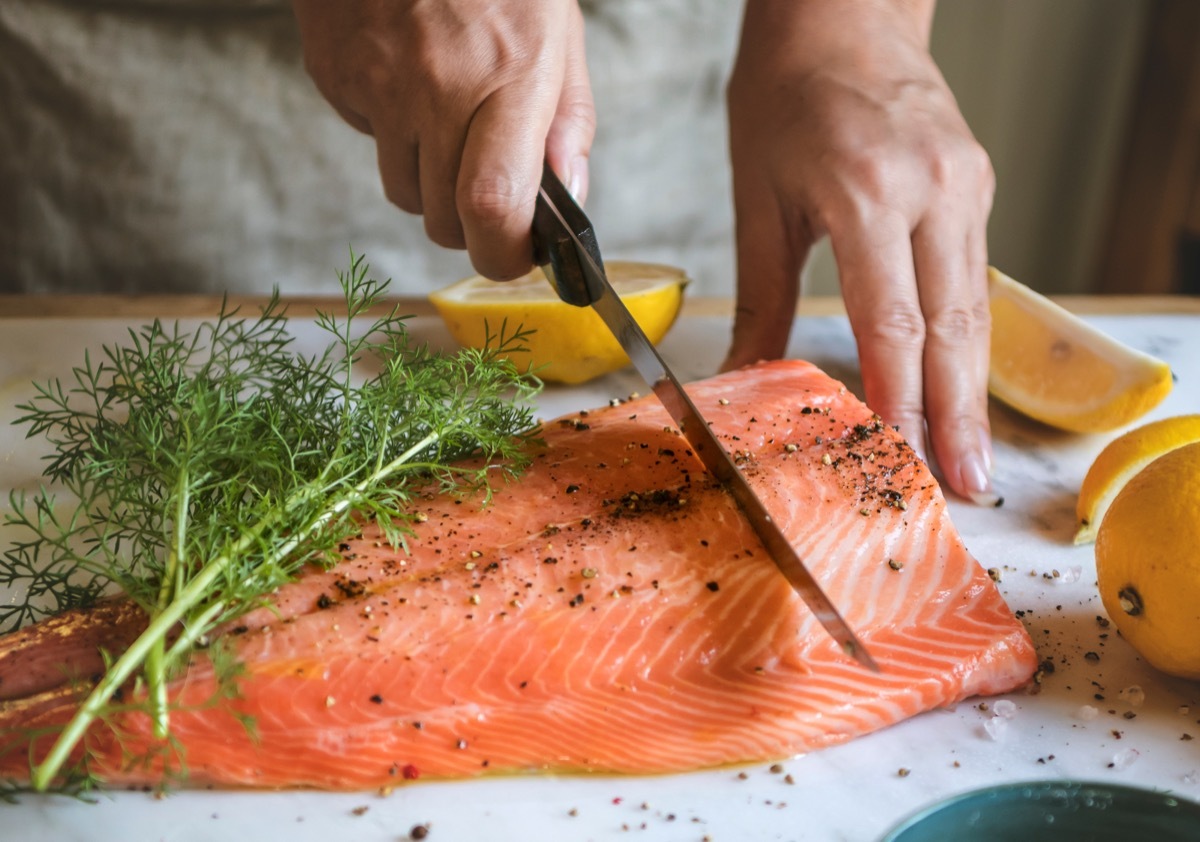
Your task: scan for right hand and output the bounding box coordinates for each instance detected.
[291,0,596,280]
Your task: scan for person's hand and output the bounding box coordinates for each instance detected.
[291,0,595,280]
[722,0,998,505]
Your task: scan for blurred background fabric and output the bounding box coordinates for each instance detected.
[1,0,1191,298]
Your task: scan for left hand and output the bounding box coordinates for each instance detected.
[722,0,998,505]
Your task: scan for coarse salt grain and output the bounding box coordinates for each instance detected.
[1077,705,1100,721]
[1118,685,1145,707]
[1183,771,1198,786]
[992,699,1018,719]
[983,717,1009,741]
[1109,748,1140,770]
[1051,565,1082,584]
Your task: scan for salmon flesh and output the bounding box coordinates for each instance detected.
[0,360,1037,789]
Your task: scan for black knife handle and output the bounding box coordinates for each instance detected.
[532,162,601,308]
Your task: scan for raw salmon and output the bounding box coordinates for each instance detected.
[0,360,1038,789]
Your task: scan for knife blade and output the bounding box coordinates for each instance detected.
[531,163,878,672]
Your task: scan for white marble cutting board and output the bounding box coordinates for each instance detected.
[1,308,1198,842]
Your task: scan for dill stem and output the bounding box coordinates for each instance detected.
[145,642,169,740]
[147,468,192,740]
[164,600,226,663]
[31,428,442,791]
[33,530,255,791]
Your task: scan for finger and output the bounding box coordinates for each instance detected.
[972,160,997,436]
[969,228,991,403]
[968,219,997,498]
[329,101,374,138]
[458,82,558,281]
[374,127,422,216]
[722,172,807,372]
[914,212,996,504]
[418,118,471,250]
[832,212,928,461]
[545,3,596,204]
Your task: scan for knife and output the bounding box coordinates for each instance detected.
[531,162,878,672]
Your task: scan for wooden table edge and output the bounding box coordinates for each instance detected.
[3,294,1200,319]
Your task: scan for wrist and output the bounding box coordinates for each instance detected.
[740,0,935,52]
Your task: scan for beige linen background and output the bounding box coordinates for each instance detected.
[0,0,1147,297]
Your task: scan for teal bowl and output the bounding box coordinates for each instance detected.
[881,780,1200,842]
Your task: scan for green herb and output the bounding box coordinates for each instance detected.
[2,253,540,790]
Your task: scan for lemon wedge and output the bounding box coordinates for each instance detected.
[988,267,1173,432]
[1074,414,1200,544]
[1095,441,1200,679]
[429,262,688,384]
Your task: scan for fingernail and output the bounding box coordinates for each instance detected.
[978,428,994,476]
[567,155,588,202]
[962,451,1002,507]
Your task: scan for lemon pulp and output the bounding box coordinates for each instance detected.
[987,267,1172,432]
[1074,414,1200,544]
[430,262,688,384]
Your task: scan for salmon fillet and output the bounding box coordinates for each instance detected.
[0,360,1037,789]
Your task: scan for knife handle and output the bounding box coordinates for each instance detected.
[532,162,602,308]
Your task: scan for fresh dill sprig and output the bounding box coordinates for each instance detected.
[2,253,541,791]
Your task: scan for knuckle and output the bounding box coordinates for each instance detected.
[972,299,993,333]
[556,106,597,148]
[352,42,401,100]
[864,307,926,349]
[837,150,896,205]
[458,174,530,230]
[924,146,958,188]
[924,305,977,344]
[967,141,994,182]
[926,138,994,195]
[975,149,997,209]
[558,90,597,136]
[936,412,988,445]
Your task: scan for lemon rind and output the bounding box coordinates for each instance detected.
[987,268,1173,432]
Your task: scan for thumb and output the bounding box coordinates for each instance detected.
[722,176,809,372]
[545,4,596,203]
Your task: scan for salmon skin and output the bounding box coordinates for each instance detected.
[0,360,1037,789]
